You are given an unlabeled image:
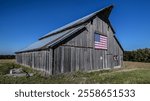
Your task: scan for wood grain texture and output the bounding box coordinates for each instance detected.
[16,50,53,74]
[16,16,123,75]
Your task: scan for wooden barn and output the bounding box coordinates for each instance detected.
[16,5,123,75]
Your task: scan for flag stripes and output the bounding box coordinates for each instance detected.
[94,34,107,49]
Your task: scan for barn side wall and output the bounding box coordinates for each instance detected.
[16,16,123,75]
[53,16,123,74]
[53,46,107,74]
[16,49,53,74]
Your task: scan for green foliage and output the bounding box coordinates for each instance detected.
[124,48,150,62]
[0,63,15,75]
[0,55,15,59]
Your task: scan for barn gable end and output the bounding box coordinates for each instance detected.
[16,5,123,75]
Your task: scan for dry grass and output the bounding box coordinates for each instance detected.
[0,59,15,64]
[123,61,150,69]
[0,60,150,84]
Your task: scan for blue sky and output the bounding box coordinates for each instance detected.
[0,0,150,54]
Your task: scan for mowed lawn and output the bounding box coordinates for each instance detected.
[0,59,150,84]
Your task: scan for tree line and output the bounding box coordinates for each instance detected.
[0,55,15,59]
[124,48,150,62]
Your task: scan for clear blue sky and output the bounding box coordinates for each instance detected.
[0,0,150,54]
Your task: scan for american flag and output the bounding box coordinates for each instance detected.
[94,34,107,49]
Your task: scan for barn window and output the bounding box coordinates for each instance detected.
[94,33,108,50]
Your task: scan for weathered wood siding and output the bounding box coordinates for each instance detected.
[53,46,107,74]
[16,49,53,74]
[107,21,123,68]
[16,15,123,75]
[52,16,123,74]
[95,16,123,68]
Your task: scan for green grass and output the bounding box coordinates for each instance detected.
[0,59,150,84]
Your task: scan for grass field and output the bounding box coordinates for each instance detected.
[0,59,150,84]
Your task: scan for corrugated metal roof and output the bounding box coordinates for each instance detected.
[39,12,94,39]
[17,25,85,52]
[48,25,85,47]
[16,5,114,53]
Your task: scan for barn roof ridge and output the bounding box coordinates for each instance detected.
[16,5,116,53]
[39,5,114,40]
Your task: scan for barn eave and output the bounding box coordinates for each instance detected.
[16,5,117,53]
[114,35,124,52]
[16,25,86,53]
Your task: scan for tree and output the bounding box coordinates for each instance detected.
[123,48,150,62]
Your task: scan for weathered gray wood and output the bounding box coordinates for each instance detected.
[16,50,53,74]
[16,14,123,75]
